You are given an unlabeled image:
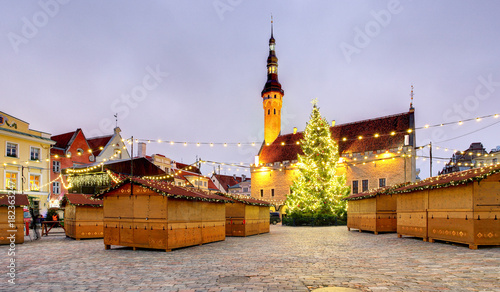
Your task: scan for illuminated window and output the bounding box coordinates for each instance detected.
[6,142,18,158]
[29,174,41,191]
[5,172,18,190]
[30,147,41,160]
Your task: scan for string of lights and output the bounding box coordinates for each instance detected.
[126,112,499,147]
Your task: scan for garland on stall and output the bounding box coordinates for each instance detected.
[345,164,500,201]
[61,194,103,207]
[97,177,232,203]
[216,192,271,207]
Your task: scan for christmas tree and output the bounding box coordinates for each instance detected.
[285,99,350,220]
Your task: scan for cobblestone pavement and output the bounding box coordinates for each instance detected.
[2,225,499,291]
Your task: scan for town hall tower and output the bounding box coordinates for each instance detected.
[262,20,284,145]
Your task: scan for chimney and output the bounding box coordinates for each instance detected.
[241,174,246,181]
[137,142,146,158]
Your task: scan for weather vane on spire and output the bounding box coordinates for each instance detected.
[114,113,118,128]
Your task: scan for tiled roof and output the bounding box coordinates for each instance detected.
[51,130,78,149]
[97,177,232,203]
[87,135,113,157]
[207,179,219,191]
[259,112,412,164]
[344,186,393,201]
[218,192,271,206]
[212,174,242,192]
[175,162,201,174]
[0,194,29,206]
[61,193,103,206]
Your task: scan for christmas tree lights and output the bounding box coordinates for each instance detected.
[285,100,350,218]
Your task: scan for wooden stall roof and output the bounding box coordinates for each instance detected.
[344,186,394,201]
[346,164,500,201]
[0,194,29,207]
[61,193,103,207]
[96,177,232,203]
[390,164,500,194]
[217,193,272,207]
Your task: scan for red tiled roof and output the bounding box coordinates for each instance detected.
[213,174,243,192]
[62,193,103,206]
[259,112,412,164]
[51,130,78,149]
[97,177,231,203]
[0,194,29,206]
[87,135,113,156]
[175,162,201,174]
[207,179,218,191]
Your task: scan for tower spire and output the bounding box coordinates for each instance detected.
[262,19,284,145]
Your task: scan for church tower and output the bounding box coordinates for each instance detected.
[262,19,284,145]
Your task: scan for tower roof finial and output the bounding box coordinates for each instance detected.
[271,14,274,38]
[410,84,415,110]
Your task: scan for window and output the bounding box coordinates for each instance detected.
[493,158,498,164]
[30,147,41,161]
[274,109,276,114]
[5,172,18,190]
[362,179,369,192]
[243,187,248,192]
[53,161,61,173]
[52,182,60,194]
[352,180,358,194]
[379,178,386,188]
[6,142,18,157]
[268,109,270,115]
[29,174,41,191]
[114,149,122,159]
[271,189,275,197]
[76,148,84,156]
[260,189,264,197]
[204,182,207,187]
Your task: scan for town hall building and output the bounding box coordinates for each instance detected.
[250,25,417,213]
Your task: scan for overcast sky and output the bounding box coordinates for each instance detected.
[2,0,500,179]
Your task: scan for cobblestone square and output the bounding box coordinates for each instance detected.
[2,225,499,291]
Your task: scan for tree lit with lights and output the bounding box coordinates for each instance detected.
[285,99,350,220]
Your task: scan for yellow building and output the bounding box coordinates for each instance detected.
[0,111,55,216]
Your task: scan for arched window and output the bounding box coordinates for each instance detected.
[274,109,276,115]
[268,109,270,115]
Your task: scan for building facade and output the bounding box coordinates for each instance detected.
[250,28,417,213]
[0,111,55,216]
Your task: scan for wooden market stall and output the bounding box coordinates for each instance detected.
[0,194,29,245]
[344,186,397,234]
[61,194,103,240]
[97,177,231,252]
[392,164,500,249]
[219,193,271,237]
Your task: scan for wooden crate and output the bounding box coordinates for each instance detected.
[0,194,29,245]
[99,178,229,252]
[394,165,500,249]
[346,190,397,235]
[224,195,271,237]
[62,194,103,240]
